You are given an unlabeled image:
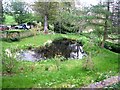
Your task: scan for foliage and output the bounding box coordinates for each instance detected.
[78,35,100,56]
[110,0,120,28]
[54,55,61,70]
[92,26,104,39]
[94,71,115,82]
[33,1,59,32]
[85,3,112,47]
[4,1,34,24]
[19,13,35,24]
[1,30,43,42]
[54,2,87,34]
[1,33,118,88]
[0,0,5,24]
[2,50,118,88]
[4,14,16,25]
[82,33,102,46]
[33,1,59,20]
[82,52,94,71]
[1,0,119,88]
[2,48,18,74]
[48,24,54,31]
[53,55,66,71]
[104,41,120,53]
[2,30,24,42]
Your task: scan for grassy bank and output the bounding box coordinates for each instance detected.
[1,33,118,88]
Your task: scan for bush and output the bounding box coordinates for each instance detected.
[2,30,22,42]
[82,52,94,71]
[78,36,89,45]
[54,55,65,70]
[82,33,101,46]
[104,41,120,53]
[54,21,79,34]
[2,48,18,74]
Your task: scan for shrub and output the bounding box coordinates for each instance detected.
[5,30,23,40]
[54,55,65,70]
[2,48,18,74]
[104,41,120,53]
[79,36,101,57]
[82,52,94,71]
[54,21,79,34]
[78,36,89,45]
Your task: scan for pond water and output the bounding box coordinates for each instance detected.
[16,38,87,62]
[16,50,46,62]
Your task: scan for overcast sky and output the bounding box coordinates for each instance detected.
[22,0,99,6]
[3,0,100,5]
[2,0,100,12]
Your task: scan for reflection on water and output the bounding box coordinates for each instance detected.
[16,50,43,62]
[16,38,87,62]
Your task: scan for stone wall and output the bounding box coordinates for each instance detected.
[0,30,39,40]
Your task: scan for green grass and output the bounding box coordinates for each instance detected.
[1,33,80,49]
[4,14,17,25]
[1,33,119,88]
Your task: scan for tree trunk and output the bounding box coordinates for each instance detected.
[44,15,48,33]
[101,1,110,48]
[101,23,107,48]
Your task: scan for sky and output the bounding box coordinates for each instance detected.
[22,0,99,6]
[75,0,99,7]
[2,0,100,11]
[3,0,99,6]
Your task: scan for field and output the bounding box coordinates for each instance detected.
[1,33,118,88]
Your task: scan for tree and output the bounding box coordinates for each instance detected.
[0,0,4,24]
[54,2,77,34]
[11,1,29,24]
[54,1,87,34]
[86,1,113,48]
[110,0,120,34]
[4,0,34,24]
[33,1,59,33]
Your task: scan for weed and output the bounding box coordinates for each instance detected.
[94,71,115,82]
[54,55,62,70]
[82,52,94,71]
[2,48,18,74]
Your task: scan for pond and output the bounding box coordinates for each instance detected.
[16,38,87,62]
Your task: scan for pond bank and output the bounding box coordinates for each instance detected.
[16,37,87,62]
